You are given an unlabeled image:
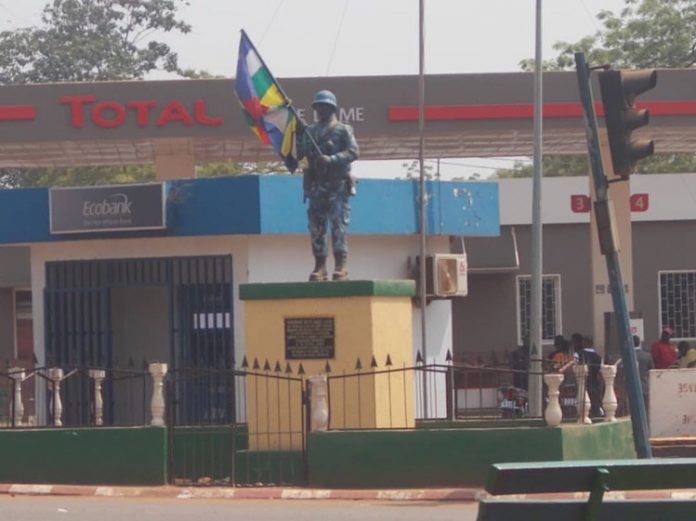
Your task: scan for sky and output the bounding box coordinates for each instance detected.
[0,0,629,178]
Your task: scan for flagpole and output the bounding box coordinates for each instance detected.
[239,29,323,156]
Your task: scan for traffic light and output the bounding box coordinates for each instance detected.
[598,69,657,179]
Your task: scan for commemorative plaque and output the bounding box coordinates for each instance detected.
[284,317,335,359]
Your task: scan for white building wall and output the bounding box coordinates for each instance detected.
[30,233,455,418]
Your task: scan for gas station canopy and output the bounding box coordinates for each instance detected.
[1,70,695,167]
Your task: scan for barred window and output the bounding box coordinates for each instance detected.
[517,275,561,345]
[659,271,696,339]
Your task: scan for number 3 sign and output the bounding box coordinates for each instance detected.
[570,193,649,213]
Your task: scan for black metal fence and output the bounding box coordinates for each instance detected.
[0,366,150,428]
[324,361,625,429]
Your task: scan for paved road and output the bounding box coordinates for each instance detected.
[0,496,478,521]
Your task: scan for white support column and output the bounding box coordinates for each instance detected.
[543,373,564,427]
[600,364,618,422]
[574,364,592,424]
[89,369,106,426]
[47,367,64,427]
[9,367,25,426]
[149,363,168,426]
[308,375,329,432]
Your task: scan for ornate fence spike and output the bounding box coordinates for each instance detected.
[263,360,271,371]
[370,356,378,369]
[241,356,249,369]
[416,351,424,364]
[274,361,282,373]
[285,362,293,374]
[385,354,393,367]
[252,358,260,370]
[324,361,332,374]
[298,363,306,375]
[445,350,453,362]
[355,357,363,370]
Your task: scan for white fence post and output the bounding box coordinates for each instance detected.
[47,367,64,427]
[574,364,592,424]
[543,373,564,427]
[88,369,106,426]
[308,375,329,431]
[9,367,25,426]
[600,364,618,422]
[149,363,168,426]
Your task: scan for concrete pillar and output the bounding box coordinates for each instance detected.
[601,364,618,422]
[47,367,64,427]
[590,129,634,354]
[89,369,106,426]
[543,373,564,427]
[9,367,25,426]
[149,362,168,426]
[153,139,196,181]
[308,375,329,431]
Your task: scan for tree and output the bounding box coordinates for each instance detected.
[0,0,191,188]
[0,0,191,84]
[507,0,696,178]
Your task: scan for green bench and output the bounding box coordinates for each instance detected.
[477,458,696,521]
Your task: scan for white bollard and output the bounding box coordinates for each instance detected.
[88,369,106,426]
[543,373,564,427]
[600,364,618,422]
[149,363,168,426]
[47,367,64,427]
[308,375,329,431]
[8,367,25,426]
[574,364,592,424]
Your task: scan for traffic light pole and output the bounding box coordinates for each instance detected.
[574,52,652,459]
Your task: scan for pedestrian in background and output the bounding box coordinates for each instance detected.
[677,341,696,369]
[650,327,678,369]
[633,335,654,414]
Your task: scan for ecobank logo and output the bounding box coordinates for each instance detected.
[50,183,166,234]
[82,193,132,217]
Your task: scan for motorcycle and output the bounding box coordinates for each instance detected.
[498,385,529,418]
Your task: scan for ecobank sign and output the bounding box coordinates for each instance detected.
[50,183,166,234]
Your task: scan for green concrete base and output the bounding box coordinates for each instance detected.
[0,427,167,485]
[308,420,637,488]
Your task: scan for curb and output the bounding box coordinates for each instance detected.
[2,484,696,502]
[0,484,482,502]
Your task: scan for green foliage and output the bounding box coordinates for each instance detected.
[511,0,696,178]
[0,0,191,84]
[521,0,696,71]
[495,156,589,178]
[0,165,155,188]
[196,162,290,178]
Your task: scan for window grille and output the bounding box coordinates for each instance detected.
[659,271,696,339]
[517,275,561,345]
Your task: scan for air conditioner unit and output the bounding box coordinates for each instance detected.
[425,253,468,297]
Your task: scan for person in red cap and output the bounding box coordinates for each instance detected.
[650,327,678,369]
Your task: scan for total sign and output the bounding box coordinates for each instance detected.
[60,95,224,129]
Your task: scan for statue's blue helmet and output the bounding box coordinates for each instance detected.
[312,90,337,110]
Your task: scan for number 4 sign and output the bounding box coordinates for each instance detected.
[630,193,649,212]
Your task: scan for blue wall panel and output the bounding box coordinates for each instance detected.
[0,175,499,244]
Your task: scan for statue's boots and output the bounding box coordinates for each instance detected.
[332,253,349,281]
[309,256,328,281]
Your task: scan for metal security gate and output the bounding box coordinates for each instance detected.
[44,255,234,426]
[166,367,307,487]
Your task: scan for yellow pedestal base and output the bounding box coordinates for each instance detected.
[240,280,416,449]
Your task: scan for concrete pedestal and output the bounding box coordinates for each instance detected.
[240,280,416,449]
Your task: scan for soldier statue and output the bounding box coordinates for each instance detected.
[297,90,359,281]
